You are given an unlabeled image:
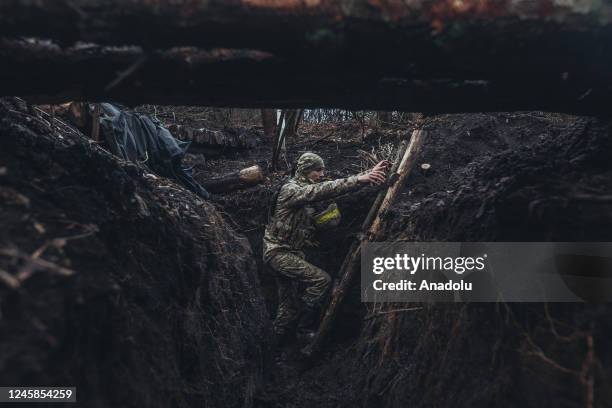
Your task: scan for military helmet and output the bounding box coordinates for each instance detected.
[296,152,325,176]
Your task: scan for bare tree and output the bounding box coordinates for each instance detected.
[261,109,277,138]
[270,109,303,170]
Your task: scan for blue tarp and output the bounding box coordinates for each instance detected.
[99,103,209,199]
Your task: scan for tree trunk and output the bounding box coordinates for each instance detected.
[261,109,277,139]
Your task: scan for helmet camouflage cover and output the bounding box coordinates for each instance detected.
[296,152,325,176]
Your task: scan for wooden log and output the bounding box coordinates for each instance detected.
[361,139,410,231]
[302,129,427,357]
[306,137,410,335]
[2,2,612,113]
[201,165,264,193]
[366,131,426,240]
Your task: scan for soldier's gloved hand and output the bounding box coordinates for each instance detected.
[358,160,389,185]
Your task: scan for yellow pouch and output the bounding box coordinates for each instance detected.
[314,203,341,228]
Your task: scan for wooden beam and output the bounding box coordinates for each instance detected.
[2,0,612,51]
[302,129,427,357]
[1,1,612,113]
[366,132,426,240]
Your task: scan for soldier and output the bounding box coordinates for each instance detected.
[263,152,388,344]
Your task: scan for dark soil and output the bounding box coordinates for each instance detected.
[336,113,612,408]
[0,98,271,408]
[391,112,612,242]
[178,111,612,407]
[2,100,612,408]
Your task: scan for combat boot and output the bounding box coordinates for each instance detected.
[296,305,320,343]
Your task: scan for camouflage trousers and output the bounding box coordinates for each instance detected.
[265,250,331,333]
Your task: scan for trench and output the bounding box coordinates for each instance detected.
[1,100,612,408]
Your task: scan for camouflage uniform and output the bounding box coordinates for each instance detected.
[263,153,361,334]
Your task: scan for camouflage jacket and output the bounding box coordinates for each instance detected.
[263,175,360,260]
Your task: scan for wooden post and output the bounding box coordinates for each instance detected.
[366,130,426,240]
[361,139,409,231]
[302,129,427,357]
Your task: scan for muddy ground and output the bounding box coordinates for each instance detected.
[1,101,612,407]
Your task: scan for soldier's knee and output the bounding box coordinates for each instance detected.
[315,270,331,290]
[323,271,331,286]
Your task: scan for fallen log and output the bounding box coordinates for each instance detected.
[2,2,612,113]
[201,165,264,193]
[302,129,427,357]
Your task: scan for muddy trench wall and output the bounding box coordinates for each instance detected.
[0,98,272,408]
[320,114,612,407]
[196,110,612,407]
[2,97,612,408]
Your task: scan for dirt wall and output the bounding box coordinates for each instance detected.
[0,98,272,408]
[329,113,612,408]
